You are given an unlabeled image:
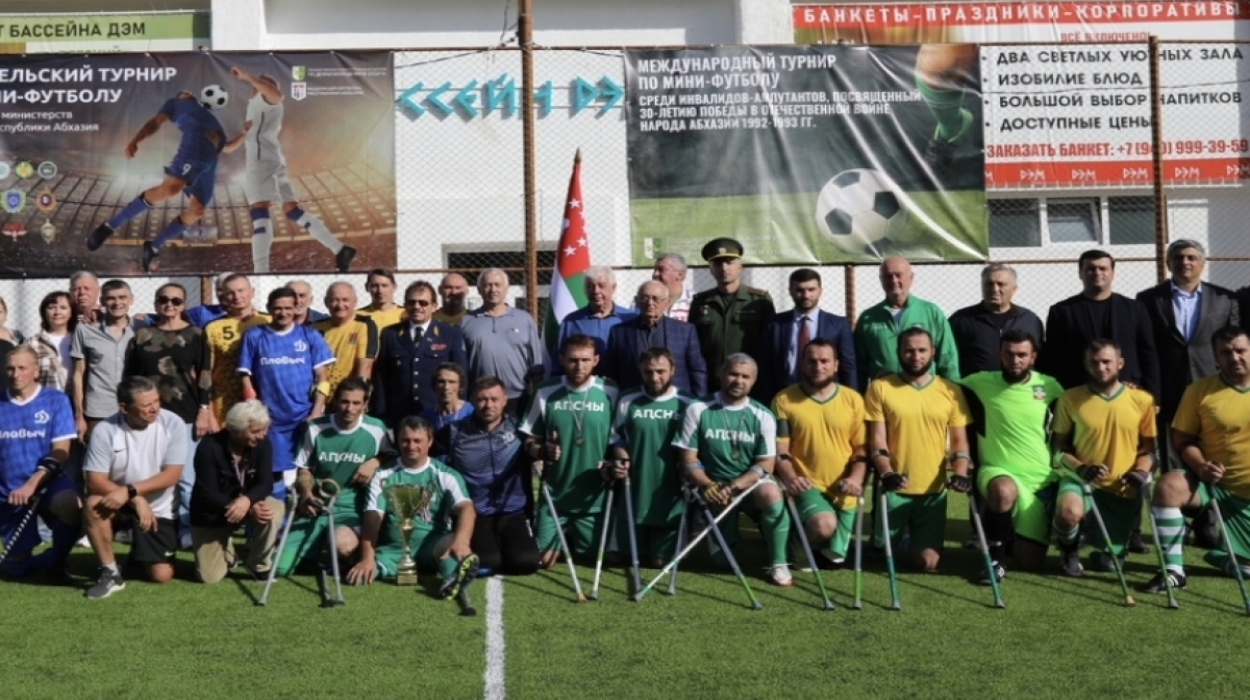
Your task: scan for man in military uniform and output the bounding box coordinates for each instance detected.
[689,238,775,393]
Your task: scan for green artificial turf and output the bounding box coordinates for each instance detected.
[5,494,1250,700]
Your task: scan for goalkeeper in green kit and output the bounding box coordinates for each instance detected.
[672,353,792,586]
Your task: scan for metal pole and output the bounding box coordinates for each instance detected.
[200,275,213,308]
[1148,36,1168,284]
[844,264,857,326]
[519,0,540,321]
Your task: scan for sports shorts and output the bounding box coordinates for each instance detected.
[875,491,947,553]
[165,154,218,207]
[979,466,1058,544]
[244,162,297,206]
[1057,477,1138,557]
[793,487,857,559]
[113,510,179,565]
[1198,482,1250,573]
[535,508,599,558]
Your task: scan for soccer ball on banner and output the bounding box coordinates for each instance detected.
[814,169,908,256]
[199,85,229,110]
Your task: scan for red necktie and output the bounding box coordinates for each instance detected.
[797,315,811,362]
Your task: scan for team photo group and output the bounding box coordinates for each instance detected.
[3,235,1250,612]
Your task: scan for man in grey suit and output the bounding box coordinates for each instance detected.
[1137,238,1240,548]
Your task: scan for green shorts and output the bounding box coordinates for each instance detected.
[793,488,857,559]
[373,529,450,578]
[874,491,947,553]
[978,467,1057,544]
[1198,482,1250,572]
[535,508,600,558]
[275,508,363,577]
[1057,477,1138,557]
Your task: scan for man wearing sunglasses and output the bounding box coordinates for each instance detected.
[372,280,467,432]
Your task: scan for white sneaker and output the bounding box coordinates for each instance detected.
[768,563,793,587]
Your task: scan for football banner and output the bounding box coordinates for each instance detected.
[0,51,394,276]
[624,46,987,265]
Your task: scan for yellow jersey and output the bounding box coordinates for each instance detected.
[864,374,971,496]
[1053,384,1156,498]
[433,308,466,326]
[311,316,379,395]
[772,383,865,509]
[205,312,270,424]
[1172,374,1250,500]
[357,305,404,333]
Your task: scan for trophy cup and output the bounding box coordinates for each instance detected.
[383,479,433,586]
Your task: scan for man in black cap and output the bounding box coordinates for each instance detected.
[688,237,775,393]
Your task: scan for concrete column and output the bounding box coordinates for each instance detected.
[735,0,794,43]
[212,0,267,49]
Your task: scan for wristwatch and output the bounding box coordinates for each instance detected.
[126,485,138,501]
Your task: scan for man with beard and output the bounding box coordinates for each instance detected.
[673,353,791,586]
[1051,340,1157,578]
[608,348,695,567]
[773,339,866,568]
[866,328,973,572]
[960,330,1063,582]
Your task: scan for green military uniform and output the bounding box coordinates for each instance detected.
[689,237,774,392]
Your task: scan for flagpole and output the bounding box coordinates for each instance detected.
[520,0,540,322]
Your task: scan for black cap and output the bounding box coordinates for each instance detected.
[701,237,743,262]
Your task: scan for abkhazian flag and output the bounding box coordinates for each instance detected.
[543,149,590,353]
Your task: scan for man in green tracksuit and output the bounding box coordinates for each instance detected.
[854,256,960,386]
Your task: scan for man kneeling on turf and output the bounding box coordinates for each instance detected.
[278,378,392,577]
[674,353,792,586]
[189,400,285,583]
[82,376,187,599]
[1146,326,1250,593]
[347,416,478,599]
[1051,340,1156,578]
[773,339,867,569]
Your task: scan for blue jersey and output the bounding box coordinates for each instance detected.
[238,324,335,426]
[159,96,225,165]
[0,387,76,497]
[185,304,226,329]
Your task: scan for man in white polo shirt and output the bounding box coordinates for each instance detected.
[81,375,187,600]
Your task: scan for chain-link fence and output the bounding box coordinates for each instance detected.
[2,40,1249,338]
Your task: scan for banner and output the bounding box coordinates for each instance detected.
[0,12,209,53]
[625,46,987,265]
[0,52,394,276]
[796,3,1250,188]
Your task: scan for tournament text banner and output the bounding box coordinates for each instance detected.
[0,12,209,53]
[624,46,988,265]
[0,52,395,276]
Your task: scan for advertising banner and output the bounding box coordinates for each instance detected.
[0,51,394,276]
[0,12,209,53]
[625,45,987,265]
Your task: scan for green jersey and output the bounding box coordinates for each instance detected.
[673,393,777,483]
[613,387,694,526]
[365,458,470,543]
[520,376,619,514]
[960,370,1063,480]
[295,414,393,515]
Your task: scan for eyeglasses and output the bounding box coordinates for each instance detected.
[156,296,185,306]
[405,299,434,307]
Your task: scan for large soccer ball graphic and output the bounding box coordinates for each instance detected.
[200,84,229,110]
[815,169,908,255]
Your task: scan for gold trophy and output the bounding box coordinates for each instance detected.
[383,479,433,586]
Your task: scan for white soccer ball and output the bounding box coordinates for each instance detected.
[199,84,229,110]
[814,169,908,255]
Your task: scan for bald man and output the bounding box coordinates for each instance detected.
[285,280,329,325]
[854,257,960,387]
[311,281,378,396]
[434,273,470,326]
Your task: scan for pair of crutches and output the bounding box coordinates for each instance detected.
[589,467,642,600]
[257,479,344,608]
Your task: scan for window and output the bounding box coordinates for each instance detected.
[988,199,1041,248]
[446,249,558,287]
[1108,196,1156,245]
[1046,198,1100,243]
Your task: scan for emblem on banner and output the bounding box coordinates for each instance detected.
[3,189,25,214]
[37,161,57,179]
[292,65,307,81]
[40,220,56,244]
[0,162,10,179]
[2,222,26,239]
[291,82,307,101]
[13,161,33,179]
[36,189,56,213]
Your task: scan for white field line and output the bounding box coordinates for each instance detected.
[484,576,506,700]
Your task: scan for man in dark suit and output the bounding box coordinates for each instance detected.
[1042,249,1160,554]
[1137,239,1239,549]
[372,280,467,431]
[1041,249,1160,397]
[602,280,707,395]
[949,263,1045,377]
[760,268,856,400]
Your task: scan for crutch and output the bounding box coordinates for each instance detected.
[256,491,299,607]
[879,487,901,611]
[786,496,834,610]
[541,479,587,603]
[968,490,1005,608]
[319,479,345,607]
[666,502,688,596]
[0,489,45,565]
[589,479,615,601]
[622,472,642,597]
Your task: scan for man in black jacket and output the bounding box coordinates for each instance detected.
[949,263,1045,377]
[189,400,283,583]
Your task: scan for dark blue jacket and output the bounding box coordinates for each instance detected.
[601,316,707,396]
[372,320,467,429]
[436,415,529,517]
[761,309,858,399]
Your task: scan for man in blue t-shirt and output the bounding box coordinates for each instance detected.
[238,288,335,497]
[0,346,80,580]
[87,90,228,273]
